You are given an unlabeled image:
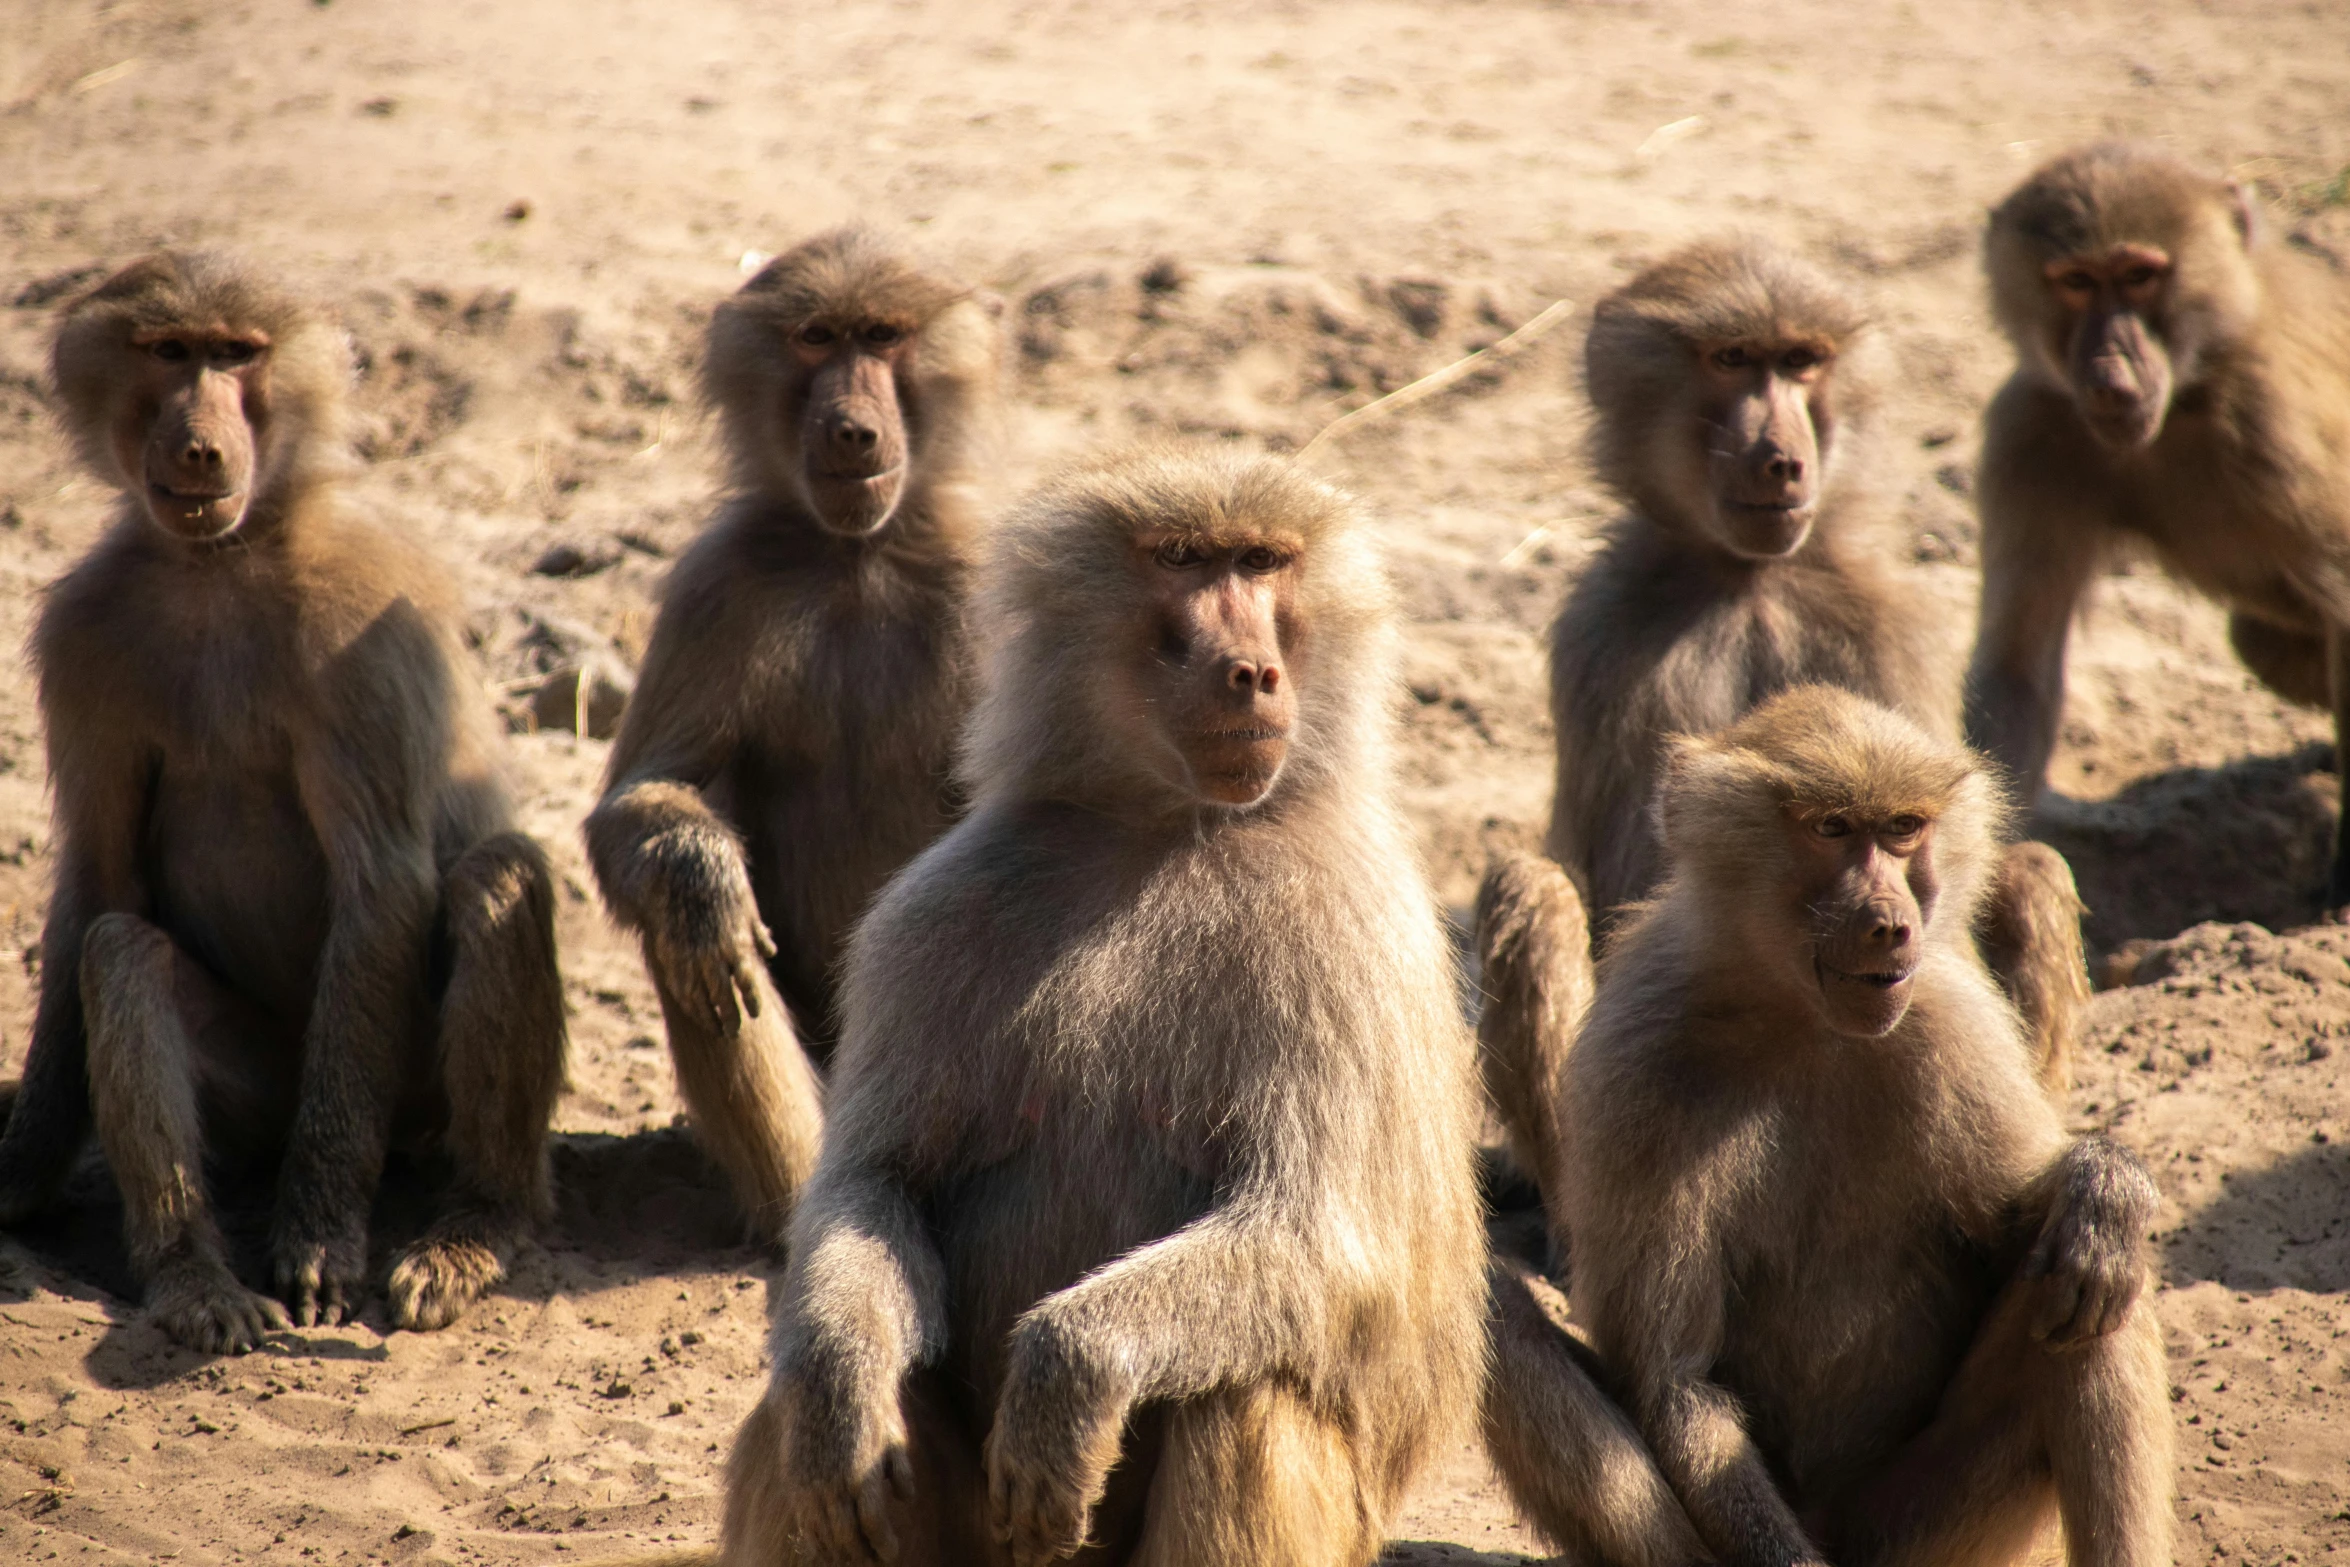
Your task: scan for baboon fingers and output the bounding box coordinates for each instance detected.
[387,1235,506,1332]
[733,955,765,1022]
[151,1270,291,1355]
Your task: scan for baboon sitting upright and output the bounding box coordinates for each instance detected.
[1484,687,2173,1567]
[721,448,1486,1567]
[1478,242,2088,1196]
[0,252,566,1351]
[586,229,1002,1235]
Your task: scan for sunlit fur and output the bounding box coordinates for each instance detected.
[0,252,565,1352]
[587,229,1004,1238]
[48,250,353,522]
[704,226,997,526]
[964,445,1395,821]
[720,447,1484,1567]
[1485,686,2173,1567]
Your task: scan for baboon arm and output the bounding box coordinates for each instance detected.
[1004,1190,1333,1423]
[1586,1208,1819,1567]
[270,703,441,1270]
[586,686,750,937]
[1965,381,2110,798]
[773,1164,950,1440]
[0,737,152,1216]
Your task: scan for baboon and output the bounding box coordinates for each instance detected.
[1483,687,2174,1567]
[0,252,566,1352]
[585,229,1001,1234]
[720,448,1486,1567]
[1968,140,2350,905]
[1479,240,2086,1186]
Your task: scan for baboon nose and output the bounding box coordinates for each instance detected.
[1763,451,1804,484]
[180,439,224,472]
[1223,658,1281,696]
[1863,905,1913,950]
[828,415,879,454]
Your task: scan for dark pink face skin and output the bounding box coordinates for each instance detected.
[1132,533,1303,808]
[2043,243,2174,451]
[1694,339,1834,559]
[114,328,274,541]
[787,318,916,535]
[1786,805,1939,1037]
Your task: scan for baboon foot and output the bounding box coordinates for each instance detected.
[388,1230,508,1332]
[149,1254,291,1354]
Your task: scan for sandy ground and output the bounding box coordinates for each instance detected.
[0,0,2348,1562]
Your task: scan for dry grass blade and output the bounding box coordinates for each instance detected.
[1296,297,1575,462]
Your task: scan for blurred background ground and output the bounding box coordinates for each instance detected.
[0,1,2346,1561]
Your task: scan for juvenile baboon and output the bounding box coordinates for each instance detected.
[1479,241,2086,1175]
[1483,687,2173,1567]
[1968,141,2350,904]
[585,229,1001,1234]
[720,448,1485,1567]
[0,252,566,1351]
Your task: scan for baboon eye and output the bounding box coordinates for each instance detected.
[212,341,260,366]
[797,324,837,347]
[1780,347,1821,372]
[860,323,904,347]
[2056,271,2097,295]
[1154,539,1206,569]
[1237,545,1286,573]
[1813,814,1852,839]
[2120,266,2161,289]
[1887,814,1925,837]
[150,339,191,363]
[1711,346,1752,370]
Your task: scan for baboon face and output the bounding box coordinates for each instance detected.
[1685,337,1835,558]
[2034,244,2177,451]
[1787,803,1940,1037]
[1132,529,1302,807]
[782,313,918,536]
[114,327,277,541]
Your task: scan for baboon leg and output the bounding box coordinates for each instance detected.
[659,969,825,1243]
[80,913,292,1354]
[1835,1288,2172,1567]
[2226,612,2329,710]
[1129,1382,1378,1567]
[1482,1260,1709,1567]
[723,1373,992,1567]
[390,833,569,1332]
[1474,852,1595,1206]
[1980,843,2090,1099]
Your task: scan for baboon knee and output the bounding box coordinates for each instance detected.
[445,831,558,949]
[1474,852,1592,1198]
[1984,842,2089,1098]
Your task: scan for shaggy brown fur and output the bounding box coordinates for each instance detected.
[1969,141,2350,905]
[719,447,1485,1566]
[0,251,566,1351]
[1479,242,2087,1211]
[1483,687,2173,1567]
[585,228,1001,1235]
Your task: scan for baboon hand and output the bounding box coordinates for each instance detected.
[2025,1136,2157,1347]
[149,1256,292,1355]
[651,899,777,1038]
[984,1326,1128,1567]
[786,1395,916,1562]
[271,1221,368,1329]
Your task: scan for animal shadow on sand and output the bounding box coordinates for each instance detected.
[1,1123,768,1390]
[2036,742,2338,955]
[2162,1141,2350,1294]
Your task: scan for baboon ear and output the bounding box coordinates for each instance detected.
[2224,179,2259,247]
[972,288,1008,322]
